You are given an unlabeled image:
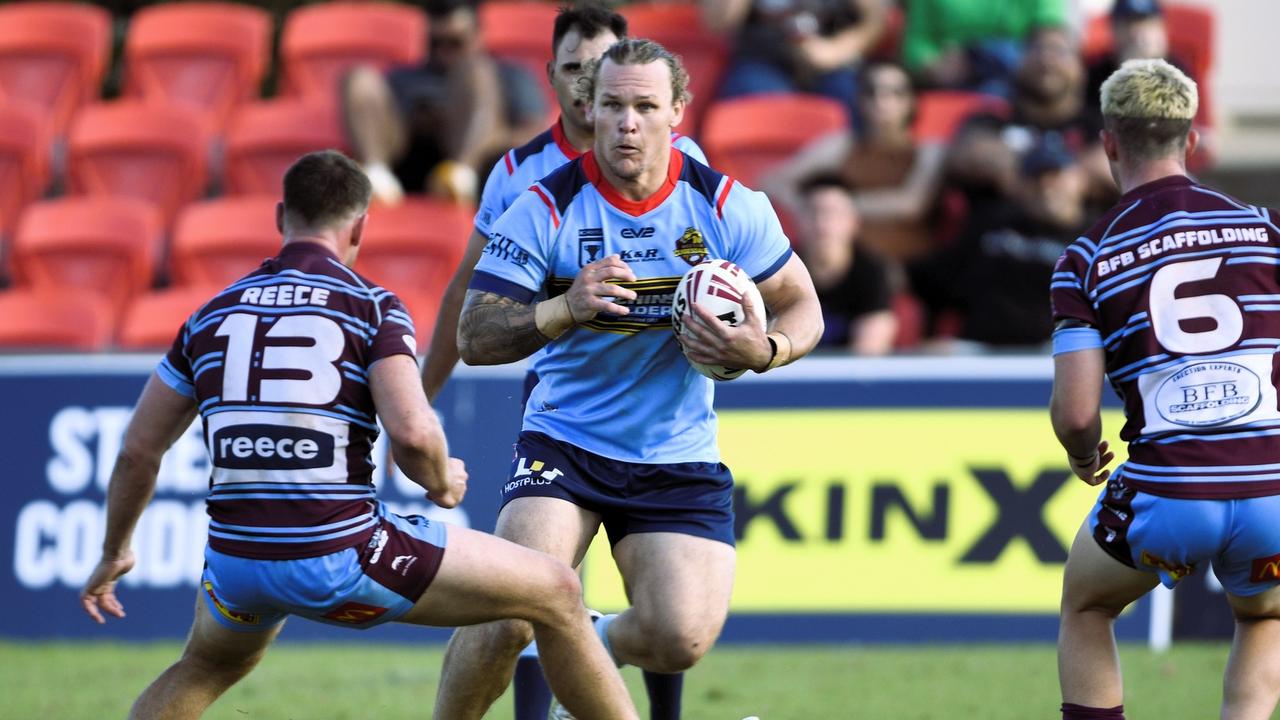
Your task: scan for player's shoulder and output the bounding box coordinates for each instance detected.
[508,127,558,173]
[675,151,741,218]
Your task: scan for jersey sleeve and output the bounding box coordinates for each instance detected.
[674,135,708,165]
[1050,244,1103,355]
[720,183,794,284]
[156,321,195,398]
[469,187,554,303]
[474,155,512,237]
[370,293,419,363]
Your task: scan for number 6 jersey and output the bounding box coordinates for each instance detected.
[156,242,418,559]
[1052,175,1280,499]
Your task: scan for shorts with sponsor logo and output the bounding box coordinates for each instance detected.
[503,431,735,547]
[200,504,447,632]
[1088,475,1280,596]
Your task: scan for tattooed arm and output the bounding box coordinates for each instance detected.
[458,254,639,365]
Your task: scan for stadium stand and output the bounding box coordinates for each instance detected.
[358,197,471,311]
[66,101,210,228]
[223,99,348,195]
[10,197,162,321]
[0,101,50,243]
[479,0,558,81]
[912,90,1010,144]
[279,1,427,100]
[0,287,114,351]
[621,2,728,137]
[0,2,111,138]
[170,195,279,288]
[122,2,273,134]
[699,93,848,187]
[116,285,219,349]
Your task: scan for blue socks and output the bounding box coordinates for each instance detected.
[643,671,684,720]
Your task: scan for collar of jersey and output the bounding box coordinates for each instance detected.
[552,119,583,160]
[582,148,685,217]
[1119,173,1192,203]
[278,239,340,261]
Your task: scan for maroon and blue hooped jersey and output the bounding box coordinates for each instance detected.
[1052,175,1280,499]
[157,242,417,559]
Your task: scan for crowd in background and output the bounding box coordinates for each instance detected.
[0,0,1214,356]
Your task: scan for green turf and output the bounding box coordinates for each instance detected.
[0,640,1264,719]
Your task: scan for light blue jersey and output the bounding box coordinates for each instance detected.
[471,149,792,463]
[474,119,707,237]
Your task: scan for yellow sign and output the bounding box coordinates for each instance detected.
[583,409,1127,613]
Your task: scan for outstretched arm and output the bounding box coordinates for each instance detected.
[81,375,196,623]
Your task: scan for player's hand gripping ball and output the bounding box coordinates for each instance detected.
[671,260,765,381]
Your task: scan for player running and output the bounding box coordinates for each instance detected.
[78,150,637,720]
[1051,59,1280,720]
[430,38,824,720]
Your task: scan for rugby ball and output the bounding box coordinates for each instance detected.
[671,260,765,381]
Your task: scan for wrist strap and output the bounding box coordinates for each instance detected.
[535,295,576,340]
[761,332,792,372]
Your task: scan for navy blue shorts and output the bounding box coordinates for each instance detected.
[502,431,735,547]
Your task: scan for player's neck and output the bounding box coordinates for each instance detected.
[560,117,594,153]
[599,150,672,201]
[1118,159,1186,195]
[283,234,343,261]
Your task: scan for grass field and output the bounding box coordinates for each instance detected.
[0,640,1265,719]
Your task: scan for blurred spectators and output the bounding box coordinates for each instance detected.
[797,174,898,355]
[912,136,1087,350]
[945,25,1114,209]
[342,0,546,205]
[763,60,944,263]
[902,0,1066,98]
[702,0,888,121]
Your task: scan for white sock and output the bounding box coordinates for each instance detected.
[594,613,621,666]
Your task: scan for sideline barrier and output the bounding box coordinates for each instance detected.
[0,355,1149,642]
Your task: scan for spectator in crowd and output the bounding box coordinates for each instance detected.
[702,0,888,120]
[902,0,1067,97]
[798,174,897,355]
[763,60,944,263]
[946,25,1115,209]
[913,136,1088,350]
[343,0,547,205]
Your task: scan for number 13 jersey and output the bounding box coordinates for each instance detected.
[156,242,418,559]
[1052,175,1280,499]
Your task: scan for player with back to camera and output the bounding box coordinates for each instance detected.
[1051,59,1280,720]
[418,7,708,718]
[76,150,637,720]
[431,38,824,720]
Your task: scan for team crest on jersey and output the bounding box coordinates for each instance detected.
[674,227,708,265]
[579,228,604,266]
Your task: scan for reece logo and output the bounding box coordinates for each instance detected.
[212,424,334,469]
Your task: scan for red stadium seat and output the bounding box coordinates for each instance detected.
[223,99,347,195]
[171,195,280,287]
[10,197,162,320]
[123,2,273,133]
[0,287,114,351]
[117,285,219,349]
[622,2,730,137]
[912,91,1009,144]
[699,94,848,188]
[0,2,111,137]
[480,1,558,81]
[357,197,471,308]
[66,102,210,228]
[0,102,51,240]
[279,2,426,100]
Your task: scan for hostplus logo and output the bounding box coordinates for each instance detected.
[505,458,565,494]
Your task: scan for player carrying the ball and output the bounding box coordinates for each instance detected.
[432,38,823,719]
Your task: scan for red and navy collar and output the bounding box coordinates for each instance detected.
[581,148,685,217]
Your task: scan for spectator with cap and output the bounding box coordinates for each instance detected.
[701,0,888,121]
[901,0,1067,97]
[343,0,547,205]
[912,135,1088,350]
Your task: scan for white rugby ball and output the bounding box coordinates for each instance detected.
[671,259,765,381]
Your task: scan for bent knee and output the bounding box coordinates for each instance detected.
[527,561,584,623]
[640,628,714,673]
[480,617,537,653]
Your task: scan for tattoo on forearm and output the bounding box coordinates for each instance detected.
[458,290,550,364]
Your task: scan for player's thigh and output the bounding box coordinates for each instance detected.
[1226,584,1280,622]
[183,589,283,669]
[494,495,602,567]
[612,531,735,633]
[397,524,581,628]
[1062,520,1159,615]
